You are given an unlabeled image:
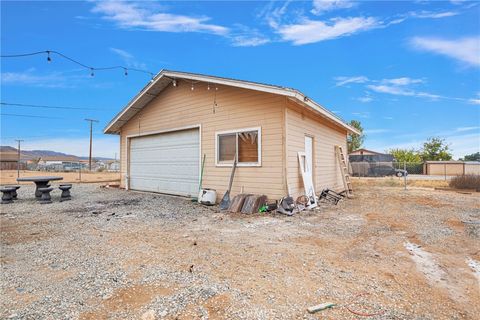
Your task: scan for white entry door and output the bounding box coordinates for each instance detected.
[304,136,314,181]
[129,128,199,196]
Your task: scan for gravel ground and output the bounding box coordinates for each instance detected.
[1,183,479,319]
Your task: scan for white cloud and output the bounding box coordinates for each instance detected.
[367,84,442,100]
[409,10,459,19]
[367,84,414,96]
[0,69,80,88]
[311,0,355,15]
[382,77,424,86]
[456,126,480,132]
[351,111,370,118]
[21,136,120,159]
[410,36,480,67]
[336,75,477,104]
[92,1,228,35]
[110,47,133,60]
[334,76,369,87]
[110,47,147,69]
[230,25,270,47]
[231,36,270,47]
[277,16,379,45]
[357,96,373,103]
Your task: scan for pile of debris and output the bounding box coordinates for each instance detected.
[216,188,347,216]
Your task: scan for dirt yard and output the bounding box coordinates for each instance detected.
[0,170,120,185]
[1,182,479,319]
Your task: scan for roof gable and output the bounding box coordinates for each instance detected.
[104,70,359,135]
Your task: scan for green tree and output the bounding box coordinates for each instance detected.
[459,152,480,161]
[347,120,365,153]
[388,148,422,163]
[420,137,452,161]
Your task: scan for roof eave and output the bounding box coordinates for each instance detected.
[104,70,360,135]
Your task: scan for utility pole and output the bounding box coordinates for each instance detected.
[85,119,99,171]
[15,139,24,178]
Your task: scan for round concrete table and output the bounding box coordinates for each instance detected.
[17,176,64,198]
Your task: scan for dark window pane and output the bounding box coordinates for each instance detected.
[218,134,236,162]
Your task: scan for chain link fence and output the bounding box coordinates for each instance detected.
[349,161,424,177]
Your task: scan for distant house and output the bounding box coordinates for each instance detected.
[104,69,359,199]
[104,160,120,172]
[349,148,383,156]
[349,148,395,177]
[38,156,79,166]
[349,149,394,163]
[0,152,22,170]
[0,148,31,170]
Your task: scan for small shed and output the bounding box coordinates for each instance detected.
[424,161,465,176]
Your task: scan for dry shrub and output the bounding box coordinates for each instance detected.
[449,174,480,191]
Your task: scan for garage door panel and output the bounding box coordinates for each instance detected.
[129,128,199,196]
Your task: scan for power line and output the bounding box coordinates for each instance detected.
[1,113,64,119]
[1,102,98,110]
[1,50,156,79]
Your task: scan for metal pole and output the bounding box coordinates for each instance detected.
[15,139,24,178]
[444,163,447,181]
[85,119,99,171]
[404,161,407,190]
[78,161,81,181]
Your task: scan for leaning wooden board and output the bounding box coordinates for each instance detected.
[241,195,267,214]
[228,194,251,213]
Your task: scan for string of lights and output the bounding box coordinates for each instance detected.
[1,102,99,110]
[1,50,156,79]
[1,113,64,119]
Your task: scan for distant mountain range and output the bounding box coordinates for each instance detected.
[0,146,114,161]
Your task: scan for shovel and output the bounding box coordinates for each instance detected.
[219,159,237,210]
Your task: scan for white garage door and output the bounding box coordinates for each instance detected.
[129,128,199,196]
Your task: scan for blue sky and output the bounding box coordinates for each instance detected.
[1,0,479,159]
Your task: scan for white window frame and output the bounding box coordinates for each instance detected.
[215,127,262,167]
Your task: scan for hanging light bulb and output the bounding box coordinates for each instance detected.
[46,51,51,63]
[191,83,194,91]
[207,84,210,90]
[172,79,177,87]
[90,68,94,77]
[124,68,128,76]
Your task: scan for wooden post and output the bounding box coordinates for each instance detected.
[15,139,24,178]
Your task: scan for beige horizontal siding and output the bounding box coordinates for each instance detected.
[120,81,286,200]
[285,100,348,198]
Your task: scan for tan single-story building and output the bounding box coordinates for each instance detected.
[424,161,480,176]
[104,70,359,200]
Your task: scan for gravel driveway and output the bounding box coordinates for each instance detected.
[1,183,479,319]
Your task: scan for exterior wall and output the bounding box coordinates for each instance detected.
[0,161,24,170]
[285,100,348,198]
[426,163,464,175]
[119,81,286,200]
[465,163,480,175]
